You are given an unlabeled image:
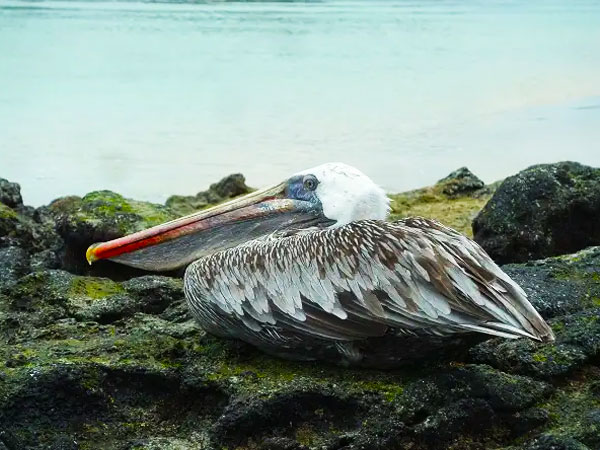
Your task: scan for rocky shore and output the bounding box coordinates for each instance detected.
[1,162,599,450]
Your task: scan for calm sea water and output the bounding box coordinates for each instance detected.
[1,0,599,206]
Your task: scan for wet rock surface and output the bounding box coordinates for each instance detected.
[0,171,599,449]
[473,161,600,264]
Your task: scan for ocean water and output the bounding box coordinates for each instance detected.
[1,0,599,206]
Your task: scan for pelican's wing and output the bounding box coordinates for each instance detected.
[184,218,554,344]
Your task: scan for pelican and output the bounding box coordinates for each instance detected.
[86,163,554,366]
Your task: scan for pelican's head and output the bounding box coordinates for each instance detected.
[86,162,389,271]
[292,163,389,226]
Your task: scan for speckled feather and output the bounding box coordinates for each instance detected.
[184,217,554,362]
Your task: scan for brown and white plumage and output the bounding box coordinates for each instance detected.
[87,162,554,367]
[184,218,553,365]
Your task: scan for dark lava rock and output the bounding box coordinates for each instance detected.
[39,191,179,276]
[388,167,494,238]
[213,389,363,447]
[471,338,588,380]
[471,247,600,380]
[0,200,61,258]
[29,248,61,271]
[1,246,600,449]
[0,246,30,289]
[414,398,496,445]
[47,191,177,244]
[166,173,251,216]
[396,364,551,421]
[473,161,600,264]
[210,173,251,199]
[0,177,59,254]
[0,203,36,249]
[505,407,550,438]
[580,409,600,448]
[1,181,600,449]
[437,166,485,197]
[523,434,590,450]
[0,269,185,336]
[501,247,600,319]
[260,437,309,450]
[471,305,600,378]
[0,178,23,209]
[39,176,250,276]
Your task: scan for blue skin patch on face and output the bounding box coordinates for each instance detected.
[285,174,320,203]
[283,175,335,228]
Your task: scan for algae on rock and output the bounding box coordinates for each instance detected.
[1,171,600,449]
[473,161,600,264]
[388,167,495,237]
[1,247,599,449]
[39,176,252,276]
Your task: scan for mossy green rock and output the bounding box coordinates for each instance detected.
[389,167,495,237]
[1,247,599,449]
[471,248,600,381]
[41,175,251,275]
[1,170,600,449]
[1,203,58,253]
[473,161,600,264]
[0,179,63,274]
[41,191,179,275]
[48,190,178,242]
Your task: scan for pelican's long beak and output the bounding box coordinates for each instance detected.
[86,182,326,272]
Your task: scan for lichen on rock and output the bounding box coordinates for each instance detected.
[40,191,180,276]
[1,169,599,449]
[388,166,495,237]
[473,161,600,264]
[0,180,63,280]
[1,250,597,449]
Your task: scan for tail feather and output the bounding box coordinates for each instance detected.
[498,279,555,343]
[459,322,534,340]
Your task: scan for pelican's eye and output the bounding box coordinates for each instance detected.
[303,175,319,191]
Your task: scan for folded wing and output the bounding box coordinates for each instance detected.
[184,218,554,345]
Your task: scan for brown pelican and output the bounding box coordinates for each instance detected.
[86,163,554,366]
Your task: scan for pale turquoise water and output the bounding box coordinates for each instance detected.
[1,0,599,206]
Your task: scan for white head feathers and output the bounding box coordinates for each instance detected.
[296,162,390,226]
